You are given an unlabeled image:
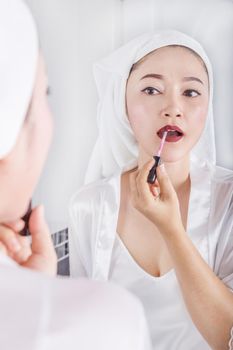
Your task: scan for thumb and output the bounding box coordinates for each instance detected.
[156,164,175,199]
[28,205,54,257]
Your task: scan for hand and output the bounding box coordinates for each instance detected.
[0,219,31,262]
[0,205,57,276]
[129,160,183,235]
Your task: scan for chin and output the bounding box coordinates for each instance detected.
[162,151,188,163]
[19,200,31,218]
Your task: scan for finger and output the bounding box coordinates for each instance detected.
[156,164,174,199]
[0,242,8,256]
[3,219,25,232]
[137,159,155,188]
[136,159,155,199]
[0,225,31,263]
[149,184,159,198]
[11,236,32,263]
[28,205,56,259]
[129,170,140,199]
[0,226,21,254]
[11,248,31,264]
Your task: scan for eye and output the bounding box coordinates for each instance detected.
[183,89,201,97]
[142,87,160,95]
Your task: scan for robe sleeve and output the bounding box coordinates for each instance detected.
[215,194,233,291]
[68,206,88,278]
[228,326,233,350]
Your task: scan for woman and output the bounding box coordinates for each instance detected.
[69,30,233,349]
[0,1,152,349]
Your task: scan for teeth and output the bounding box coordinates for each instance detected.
[168,130,179,136]
[158,129,183,137]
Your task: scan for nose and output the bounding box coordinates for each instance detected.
[162,107,182,118]
[161,97,183,119]
[164,111,182,118]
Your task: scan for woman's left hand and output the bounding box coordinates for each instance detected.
[129,159,183,236]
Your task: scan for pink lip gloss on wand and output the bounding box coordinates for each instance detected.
[147,130,168,184]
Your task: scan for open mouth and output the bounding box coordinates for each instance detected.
[157,125,184,142]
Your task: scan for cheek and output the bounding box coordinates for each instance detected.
[0,104,53,222]
[32,110,53,168]
[0,157,35,222]
[39,109,53,149]
[127,102,154,137]
[189,105,208,137]
[0,176,30,221]
[35,98,53,143]
[25,104,53,191]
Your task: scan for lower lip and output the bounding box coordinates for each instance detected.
[157,133,184,143]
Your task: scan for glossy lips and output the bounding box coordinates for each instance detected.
[157,124,184,143]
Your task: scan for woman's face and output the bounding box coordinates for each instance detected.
[126,46,209,162]
[0,54,53,221]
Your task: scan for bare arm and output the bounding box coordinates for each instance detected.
[162,223,233,350]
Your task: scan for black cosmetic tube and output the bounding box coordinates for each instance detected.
[147,156,161,184]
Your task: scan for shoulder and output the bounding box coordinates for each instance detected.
[68,174,121,278]
[212,165,233,184]
[69,173,121,219]
[211,165,233,202]
[209,165,233,228]
[48,278,151,350]
[208,167,233,283]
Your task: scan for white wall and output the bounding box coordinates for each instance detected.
[25,0,119,232]
[25,0,233,232]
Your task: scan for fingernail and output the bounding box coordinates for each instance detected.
[10,239,21,252]
[15,221,25,231]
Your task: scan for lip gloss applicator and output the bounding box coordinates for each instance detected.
[147,130,169,184]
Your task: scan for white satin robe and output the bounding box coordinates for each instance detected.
[69,161,233,349]
[0,253,152,350]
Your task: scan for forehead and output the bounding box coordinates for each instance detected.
[132,46,208,81]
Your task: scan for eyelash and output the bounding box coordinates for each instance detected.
[183,89,201,97]
[141,87,201,97]
[142,87,160,95]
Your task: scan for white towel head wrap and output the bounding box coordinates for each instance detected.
[0,0,38,159]
[85,30,215,184]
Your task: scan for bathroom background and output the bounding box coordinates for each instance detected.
[25,0,233,275]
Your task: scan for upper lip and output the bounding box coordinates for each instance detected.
[157,124,184,135]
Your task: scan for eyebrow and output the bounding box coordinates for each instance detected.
[140,74,204,85]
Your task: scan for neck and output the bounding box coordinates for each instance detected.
[137,148,190,193]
